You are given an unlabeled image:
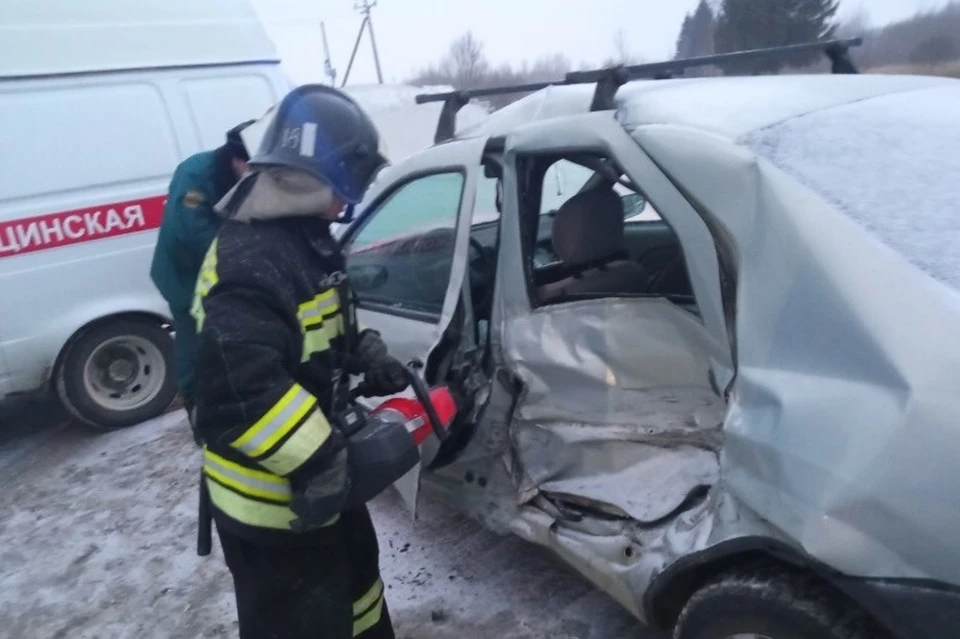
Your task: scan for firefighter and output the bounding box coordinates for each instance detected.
[149,119,254,439]
[190,85,407,639]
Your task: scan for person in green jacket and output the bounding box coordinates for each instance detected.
[150,120,255,433]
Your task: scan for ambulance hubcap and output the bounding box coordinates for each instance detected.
[84,335,166,411]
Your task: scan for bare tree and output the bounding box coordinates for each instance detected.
[839,0,960,71]
[409,32,572,108]
[612,28,634,65]
[836,4,871,38]
[444,31,489,88]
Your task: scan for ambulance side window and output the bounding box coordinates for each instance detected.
[345,172,464,320]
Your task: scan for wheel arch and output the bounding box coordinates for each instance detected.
[643,537,882,632]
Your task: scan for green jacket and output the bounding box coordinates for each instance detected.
[150,149,235,313]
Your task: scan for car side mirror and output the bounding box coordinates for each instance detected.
[348,264,389,292]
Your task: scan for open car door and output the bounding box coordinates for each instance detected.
[340,135,488,514]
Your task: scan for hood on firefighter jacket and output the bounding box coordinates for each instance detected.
[214,166,336,224]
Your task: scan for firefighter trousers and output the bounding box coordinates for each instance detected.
[217,506,394,639]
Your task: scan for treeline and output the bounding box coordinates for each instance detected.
[408,29,637,108]
[408,0,960,106]
[842,2,960,70]
[675,0,960,74]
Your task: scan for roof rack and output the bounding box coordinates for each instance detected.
[416,37,863,144]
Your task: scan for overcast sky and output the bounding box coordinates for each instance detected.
[249,0,954,85]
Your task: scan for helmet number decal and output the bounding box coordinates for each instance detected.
[281,122,319,159]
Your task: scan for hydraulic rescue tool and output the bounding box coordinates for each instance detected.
[288,363,458,532]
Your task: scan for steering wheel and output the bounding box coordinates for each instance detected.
[468,237,496,316]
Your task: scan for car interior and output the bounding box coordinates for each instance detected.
[466,152,697,328]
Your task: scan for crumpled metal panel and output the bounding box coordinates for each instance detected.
[499,297,727,522]
[633,123,960,586]
[493,486,786,622]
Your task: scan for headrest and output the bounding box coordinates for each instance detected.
[551,187,626,265]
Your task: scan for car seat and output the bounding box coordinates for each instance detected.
[538,186,649,302]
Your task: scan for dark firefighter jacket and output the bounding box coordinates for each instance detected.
[192,215,364,545]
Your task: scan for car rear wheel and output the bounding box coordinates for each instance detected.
[56,319,177,431]
[673,566,882,639]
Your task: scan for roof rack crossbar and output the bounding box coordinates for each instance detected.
[416,80,562,105]
[567,37,863,83]
[416,37,863,142]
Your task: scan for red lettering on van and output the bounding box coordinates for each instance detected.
[0,195,166,258]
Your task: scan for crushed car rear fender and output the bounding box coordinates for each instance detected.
[634,122,960,587]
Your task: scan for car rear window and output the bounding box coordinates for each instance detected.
[740,84,960,291]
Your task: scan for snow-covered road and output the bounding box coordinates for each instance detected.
[0,404,659,639]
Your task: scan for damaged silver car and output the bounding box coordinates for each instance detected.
[340,40,960,639]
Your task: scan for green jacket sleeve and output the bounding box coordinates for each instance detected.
[171,177,222,296]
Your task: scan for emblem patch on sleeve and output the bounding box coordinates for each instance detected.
[183,190,207,209]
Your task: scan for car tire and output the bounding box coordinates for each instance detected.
[673,565,882,639]
[56,319,177,431]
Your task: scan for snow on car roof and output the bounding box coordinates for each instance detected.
[455,73,952,142]
[617,73,952,138]
[741,82,960,292]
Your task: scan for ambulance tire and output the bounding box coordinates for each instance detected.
[673,565,879,639]
[56,319,177,431]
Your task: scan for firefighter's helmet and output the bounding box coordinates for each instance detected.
[248,85,387,205]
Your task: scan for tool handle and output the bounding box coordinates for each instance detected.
[404,360,449,442]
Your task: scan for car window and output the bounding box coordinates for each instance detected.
[472,160,662,225]
[346,172,464,317]
[540,160,594,214]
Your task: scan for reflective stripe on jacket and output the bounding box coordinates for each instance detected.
[192,216,358,542]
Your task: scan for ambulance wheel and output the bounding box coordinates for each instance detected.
[56,319,177,431]
[673,565,879,639]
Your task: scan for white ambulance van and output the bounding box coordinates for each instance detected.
[0,0,289,429]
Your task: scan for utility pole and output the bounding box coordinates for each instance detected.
[320,21,337,86]
[341,0,384,87]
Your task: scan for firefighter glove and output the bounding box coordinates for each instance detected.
[353,330,409,396]
[363,356,409,397]
[353,330,389,370]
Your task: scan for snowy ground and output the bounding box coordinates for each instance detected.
[0,399,659,639]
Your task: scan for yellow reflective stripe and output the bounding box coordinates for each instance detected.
[195,239,219,296]
[298,290,340,329]
[353,578,383,616]
[258,408,332,475]
[300,311,346,363]
[203,449,291,502]
[353,579,385,636]
[206,479,339,531]
[353,598,385,636]
[302,327,332,363]
[191,239,220,330]
[231,385,316,457]
[206,479,299,530]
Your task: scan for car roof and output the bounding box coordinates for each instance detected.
[454,73,954,142]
